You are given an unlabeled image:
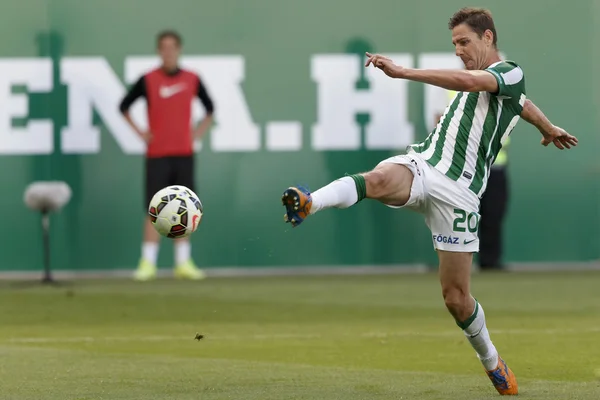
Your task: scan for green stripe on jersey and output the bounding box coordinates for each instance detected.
[446,92,480,181]
[427,92,464,166]
[412,93,462,156]
[489,107,515,164]
[469,97,499,194]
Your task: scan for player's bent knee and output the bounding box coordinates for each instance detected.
[365,164,413,203]
[364,169,388,197]
[442,286,471,320]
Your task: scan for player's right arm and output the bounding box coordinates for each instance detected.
[365,52,498,93]
[119,76,151,143]
[520,99,578,150]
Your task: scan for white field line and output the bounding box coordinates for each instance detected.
[4,327,600,344]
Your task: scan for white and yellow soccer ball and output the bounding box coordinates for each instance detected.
[148,185,203,239]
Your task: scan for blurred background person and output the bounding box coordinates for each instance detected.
[119,29,215,281]
[478,137,510,271]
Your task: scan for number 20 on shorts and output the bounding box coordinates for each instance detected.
[453,208,479,233]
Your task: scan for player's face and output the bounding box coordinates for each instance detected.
[158,37,181,70]
[451,24,492,70]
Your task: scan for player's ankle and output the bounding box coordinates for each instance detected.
[479,351,499,371]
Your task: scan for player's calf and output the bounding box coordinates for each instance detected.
[438,251,478,320]
[441,284,501,373]
[442,285,475,322]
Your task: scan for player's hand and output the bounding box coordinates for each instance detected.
[139,131,153,144]
[540,126,578,150]
[193,127,207,140]
[365,52,403,78]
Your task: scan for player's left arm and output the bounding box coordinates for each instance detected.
[193,76,215,139]
[520,99,578,150]
[365,52,497,92]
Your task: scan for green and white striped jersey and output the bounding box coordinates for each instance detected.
[410,60,526,198]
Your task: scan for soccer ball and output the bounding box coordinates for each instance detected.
[148,185,203,239]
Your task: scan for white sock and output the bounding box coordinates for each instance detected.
[310,177,359,214]
[463,301,499,371]
[142,242,159,265]
[175,240,191,265]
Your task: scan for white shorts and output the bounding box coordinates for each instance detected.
[377,152,481,253]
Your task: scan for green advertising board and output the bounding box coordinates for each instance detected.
[0,0,598,272]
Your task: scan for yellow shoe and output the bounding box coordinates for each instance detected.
[134,259,157,281]
[174,260,206,280]
[485,356,518,395]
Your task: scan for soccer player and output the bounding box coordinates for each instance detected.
[119,30,215,281]
[281,8,577,395]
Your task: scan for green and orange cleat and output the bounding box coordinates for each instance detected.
[281,187,312,227]
[485,356,518,395]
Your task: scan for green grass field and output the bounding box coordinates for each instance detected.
[1,270,599,399]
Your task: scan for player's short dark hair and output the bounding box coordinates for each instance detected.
[448,7,498,47]
[157,30,182,48]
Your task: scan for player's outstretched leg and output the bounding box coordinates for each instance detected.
[438,251,518,395]
[282,163,413,227]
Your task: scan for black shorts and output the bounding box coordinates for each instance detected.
[145,156,195,209]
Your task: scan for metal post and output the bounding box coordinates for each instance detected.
[41,210,53,283]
